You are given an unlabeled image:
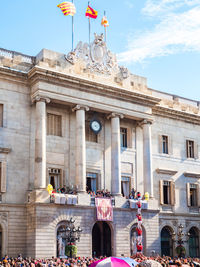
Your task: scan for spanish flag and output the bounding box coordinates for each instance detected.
[85,5,98,19]
[101,16,109,27]
[57,2,76,16]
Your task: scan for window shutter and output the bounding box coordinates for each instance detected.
[127,128,132,148]
[1,161,7,193]
[197,184,200,207]
[60,169,64,188]
[0,104,3,127]
[159,135,163,153]
[168,135,172,155]
[159,180,163,205]
[186,183,191,207]
[194,142,198,159]
[186,140,189,158]
[170,181,175,205]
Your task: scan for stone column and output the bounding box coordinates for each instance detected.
[73,105,89,193]
[109,113,124,196]
[136,124,144,194]
[142,120,153,197]
[34,96,50,189]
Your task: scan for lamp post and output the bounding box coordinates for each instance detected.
[59,217,82,258]
[171,224,190,257]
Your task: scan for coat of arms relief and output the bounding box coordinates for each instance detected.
[65,33,129,81]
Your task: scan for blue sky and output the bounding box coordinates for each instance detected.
[0,0,200,101]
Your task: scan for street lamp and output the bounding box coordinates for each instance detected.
[171,224,190,257]
[59,217,82,258]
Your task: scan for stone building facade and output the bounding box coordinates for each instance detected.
[0,36,199,258]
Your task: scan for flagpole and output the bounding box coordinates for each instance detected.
[104,11,107,43]
[72,0,74,51]
[88,1,91,45]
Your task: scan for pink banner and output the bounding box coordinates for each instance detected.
[95,198,113,221]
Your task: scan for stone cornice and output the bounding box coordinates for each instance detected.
[0,66,28,85]
[156,168,177,175]
[153,105,200,125]
[184,172,200,179]
[28,66,161,108]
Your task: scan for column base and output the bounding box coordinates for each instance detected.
[28,189,50,204]
[114,195,129,208]
[77,192,90,206]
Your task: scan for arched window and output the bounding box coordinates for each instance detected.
[189,227,199,258]
[161,226,173,257]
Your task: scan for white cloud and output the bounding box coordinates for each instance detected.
[125,1,134,9]
[118,0,200,63]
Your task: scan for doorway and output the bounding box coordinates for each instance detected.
[92,221,112,257]
[161,226,173,257]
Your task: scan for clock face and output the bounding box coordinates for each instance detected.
[90,120,102,134]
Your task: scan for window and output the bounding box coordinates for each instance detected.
[86,173,97,193]
[0,104,3,127]
[47,113,62,136]
[160,180,175,205]
[187,183,198,207]
[162,135,168,154]
[0,161,6,193]
[186,140,194,158]
[121,176,130,197]
[120,128,127,148]
[48,168,63,190]
[86,121,98,143]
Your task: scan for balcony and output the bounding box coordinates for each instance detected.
[50,193,78,205]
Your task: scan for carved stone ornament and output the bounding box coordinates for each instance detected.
[65,33,121,76]
[0,212,8,223]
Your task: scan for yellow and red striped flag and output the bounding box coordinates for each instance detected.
[101,16,109,27]
[57,2,76,16]
[85,5,98,19]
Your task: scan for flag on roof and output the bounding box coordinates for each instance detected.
[57,2,76,16]
[85,5,98,19]
[101,16,109,27]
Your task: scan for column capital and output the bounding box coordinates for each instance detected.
[32,95,51,104]
[107,112,124,120]
[137,119,153,128]
[72,104,89,112]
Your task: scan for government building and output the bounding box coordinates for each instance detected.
[0,35,199,259]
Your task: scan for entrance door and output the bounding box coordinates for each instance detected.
[161,227,173,257]
[189,227,199,257]
[92,222,111,257]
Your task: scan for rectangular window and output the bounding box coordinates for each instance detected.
[186,140,194,158]
[86,121,98,143]
[160,180,175,205]
[48,168,62,190]
[162,135,168,154]
[190,184,197,207]
[120,128,127,148]
[163,181,170,204]
[0,104,3,127]
[86,173,97,193]
[47,113,62,136]
[121,176,130,197]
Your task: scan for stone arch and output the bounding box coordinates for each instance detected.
[188,226,199,258]
[91,221,113,257]
[160,225,174,257]
[130,223,146,256]
[0,214,8,258]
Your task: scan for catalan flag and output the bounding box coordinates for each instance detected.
[85,5,98,19]
[101,16,109,27]
[57,2,76,16]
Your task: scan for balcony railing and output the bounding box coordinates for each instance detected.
[0,48,35,65]
[50,193,78,205]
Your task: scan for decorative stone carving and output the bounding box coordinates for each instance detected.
[0,212,8,223]
[65,33,120,76]
[115,66,130,83]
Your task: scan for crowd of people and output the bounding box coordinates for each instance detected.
[87,189,111,198]
[1,255,199,267]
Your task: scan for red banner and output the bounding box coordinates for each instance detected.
[95,198,113,221]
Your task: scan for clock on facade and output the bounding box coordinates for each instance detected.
[90,119,102,134]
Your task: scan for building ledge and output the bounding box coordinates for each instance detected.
[184,172,200,178]
[0,147,11,154]
[156,168,177,175]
